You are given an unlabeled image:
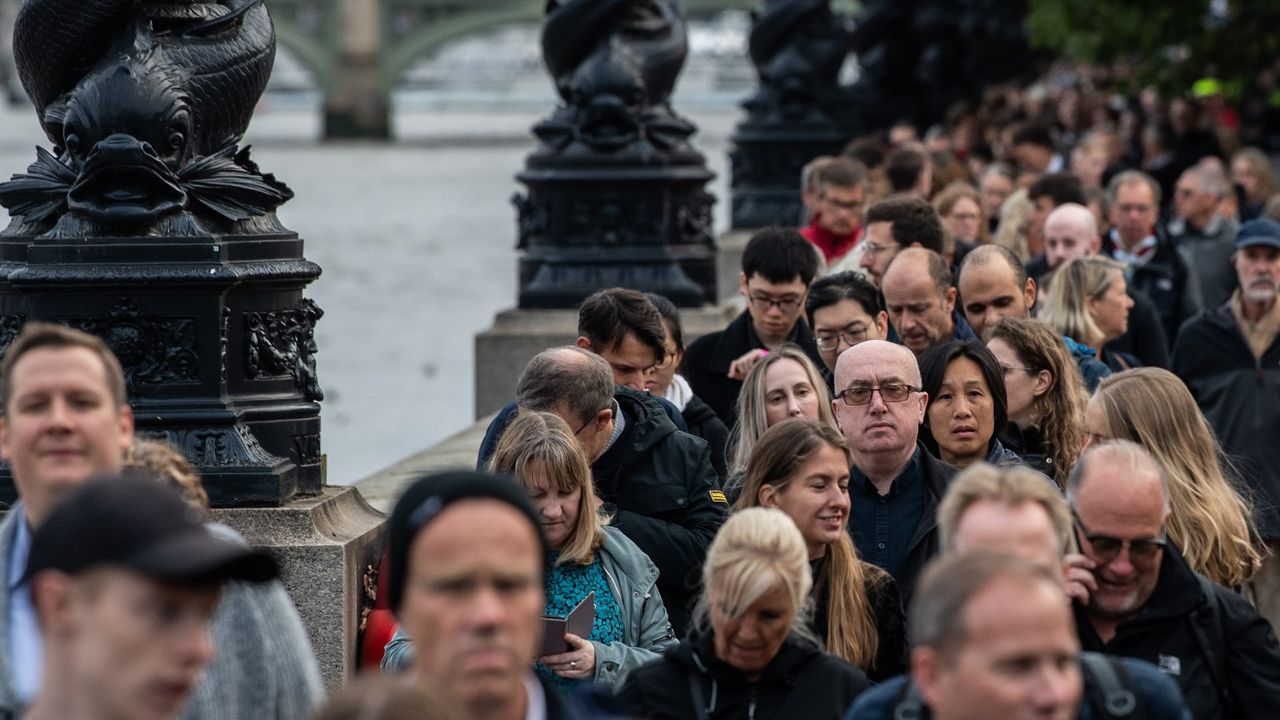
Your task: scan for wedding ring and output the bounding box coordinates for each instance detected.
[570,660,578,669]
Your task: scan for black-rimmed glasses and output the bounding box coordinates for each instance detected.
[835,383,919,406]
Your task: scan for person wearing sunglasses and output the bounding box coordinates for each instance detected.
[831,340,959,607]
[1068,441,1280,720]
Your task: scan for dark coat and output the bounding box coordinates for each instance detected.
[1172,302,1280,538]
[845,655,1192,720]
[1074,544,1280,720]
[1101,227,1202,346]
[851,446,960,607]
[681,393,730,484]
[999,422,1058,482]
[810,562,907,683]
[681,310,825,428]
[1105,288,1170,368]
[619,631,870,720]
[593,388,729,636]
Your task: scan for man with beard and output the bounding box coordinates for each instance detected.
[1067,441,1280,720]
[1174,217,1280,640]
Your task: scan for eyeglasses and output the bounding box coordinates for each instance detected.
[748,293,803,312]
[816,327,869,351]
[862,241,896,256]
[821,195,863,213]
[835,383,919,406]
[1072,509,1166,563]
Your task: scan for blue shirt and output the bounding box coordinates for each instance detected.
[848,449,925,579]
[7,513,39,704]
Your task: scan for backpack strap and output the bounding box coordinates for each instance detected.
[1079,652,1141,719]
[1189,574,1234,710]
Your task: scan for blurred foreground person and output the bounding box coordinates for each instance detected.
[22,477,278,720]
[385,471,598,720]
[311,675,444,720]
[846,552,1190,720]
[125,440,324,720]
[620,508,869,718]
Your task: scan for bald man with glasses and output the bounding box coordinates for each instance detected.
[831,340,959,605]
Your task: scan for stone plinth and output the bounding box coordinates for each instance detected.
[210,486,386,688]
[474,304,738,420]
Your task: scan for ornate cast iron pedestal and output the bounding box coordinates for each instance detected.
[0,0,322,507]
[513,0,717,309]
[730,0,853,230]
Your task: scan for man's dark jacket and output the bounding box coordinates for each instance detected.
[1074,543,1280,720]
[591,388,728,635]
[1171,302,1280,539]
[1101,227,1202,346]
[851,446,959,607]
[846,655,1191,719]
[681,310,824,427]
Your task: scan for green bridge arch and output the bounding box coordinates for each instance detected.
[266,0,758,137]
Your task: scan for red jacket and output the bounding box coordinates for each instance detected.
[800,216,861,263]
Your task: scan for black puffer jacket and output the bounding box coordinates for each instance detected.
[619,630,870,720]
[593,387,729,636]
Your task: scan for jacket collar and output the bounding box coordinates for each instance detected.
[614,386,677,453]
[677,629,822,690]
[707,311,818,371]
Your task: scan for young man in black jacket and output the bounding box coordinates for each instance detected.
[1068,441,1280,720]
[682,227,824,427]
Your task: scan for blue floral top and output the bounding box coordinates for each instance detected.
[536,551,624,688]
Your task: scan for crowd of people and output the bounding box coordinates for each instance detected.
[1,67,1280,720]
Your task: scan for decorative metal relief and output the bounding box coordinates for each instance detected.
[72,299,198,389]
[0,0,293,237]
[144,424,285,468]
[245,299,324,401]
[0,315,26,359]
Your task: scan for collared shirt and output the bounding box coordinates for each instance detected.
[1109,228,1159,270]
[7,517,39,704]
[523,673,547,720]
[848,449,925,578]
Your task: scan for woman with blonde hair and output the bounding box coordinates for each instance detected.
[1039,255,1138,371]
[620,508,870,718]
[382,411,678,688]
[736,419,906,680]
[1085,368,1262,587]
[1232,147,1279,220]
[725,344,838,503]
[992,186,1034,260]
[985,317,1088,487]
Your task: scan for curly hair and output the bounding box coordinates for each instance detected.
[984,318,1087,488]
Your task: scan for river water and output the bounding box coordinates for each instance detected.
[0,15,752,485]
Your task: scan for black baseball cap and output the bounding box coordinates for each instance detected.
[22,475,278,585]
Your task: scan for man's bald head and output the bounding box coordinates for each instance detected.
[1043,203,1100,270]
[834,339,922,391]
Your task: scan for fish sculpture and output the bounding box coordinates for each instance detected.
[533,0,695,154]
[0,0,291,237]
[744,0,852,124]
